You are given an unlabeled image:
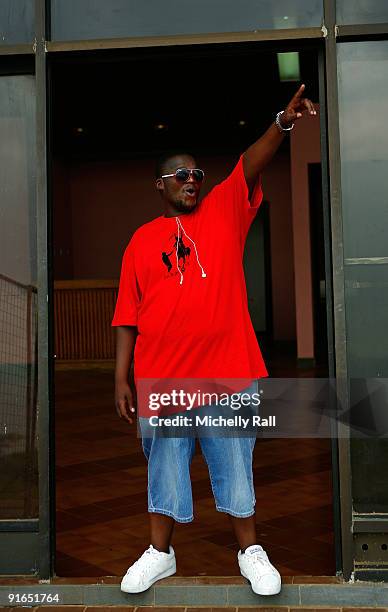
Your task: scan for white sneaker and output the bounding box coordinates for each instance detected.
[238,544,281,596]
[120,544,176,593]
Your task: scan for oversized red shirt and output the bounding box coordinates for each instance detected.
[111,154,268,384]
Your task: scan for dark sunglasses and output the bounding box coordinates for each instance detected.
[161,167,205,182]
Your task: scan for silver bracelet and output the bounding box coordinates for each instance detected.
[275,110,294,132]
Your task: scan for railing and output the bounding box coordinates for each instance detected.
[53,280,118,360]
[0,273,38,519]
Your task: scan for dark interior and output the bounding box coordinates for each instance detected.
[51,43,335,578]
[51,43,319,159]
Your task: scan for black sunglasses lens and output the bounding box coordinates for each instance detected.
[192,169,204,182]
[175,168,190,181]
[175,168,204,182]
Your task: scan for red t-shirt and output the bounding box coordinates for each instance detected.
[111,153,269,385]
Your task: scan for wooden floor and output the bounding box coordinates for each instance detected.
[55,350,335,578]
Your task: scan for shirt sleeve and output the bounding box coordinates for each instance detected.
[111,238,141,327]
[204,153,264,236]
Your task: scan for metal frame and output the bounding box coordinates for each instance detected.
[323,0,354,582]
[45,34,345,578]
[35,0,53,579]
[46,27,324,52]
[338,23,388,39]
[0,44,35,56]
[317,44,344,577]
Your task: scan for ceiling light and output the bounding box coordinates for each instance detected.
[277,52,300,82]
[155,123,167,131]
[238,120,247,126]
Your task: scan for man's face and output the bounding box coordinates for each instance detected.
[156,155,203,214]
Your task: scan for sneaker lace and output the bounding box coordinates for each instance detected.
[126,545,162,577]
[249,550,277,574]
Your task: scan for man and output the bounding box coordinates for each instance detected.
[112,84,316,596]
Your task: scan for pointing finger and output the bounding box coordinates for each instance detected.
[292,83,305,102]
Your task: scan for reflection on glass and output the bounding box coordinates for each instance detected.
[338,41,388,513]
[338,42,388,261]
[51,0,322,41]
[345,266,388,378]
[0,0,34,45]
[337,0,388,25]
[0,76,38,519]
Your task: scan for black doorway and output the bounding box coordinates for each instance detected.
[50,42,336,578]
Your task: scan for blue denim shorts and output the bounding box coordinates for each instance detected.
[140,379,258,523]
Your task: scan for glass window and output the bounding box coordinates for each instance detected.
[0,75,38,519]
[0,1,34,45]
[337,0,388,25]
[338,41,388,513]
[338,42,388,262]
[345,265,388,378]
[50,0,322,41]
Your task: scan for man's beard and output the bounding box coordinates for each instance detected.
[174,197,198,213]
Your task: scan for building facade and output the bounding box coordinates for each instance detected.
[1,0,388,584]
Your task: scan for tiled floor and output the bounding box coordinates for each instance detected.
[55,348,335,578]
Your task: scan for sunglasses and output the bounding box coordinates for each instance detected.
[161,167,205,182]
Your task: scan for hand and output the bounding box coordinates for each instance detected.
[281,83,316,128]
[115,380,136,424]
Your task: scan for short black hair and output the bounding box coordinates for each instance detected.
[155,150,196,179]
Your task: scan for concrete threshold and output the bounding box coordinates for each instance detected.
[0,576,388,607]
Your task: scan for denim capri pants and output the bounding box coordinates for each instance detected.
[140,379,258,523]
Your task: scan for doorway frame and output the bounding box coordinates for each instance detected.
[45,41,345,583]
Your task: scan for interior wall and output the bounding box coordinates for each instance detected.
[53,148,313,344]
[53,159,73,279]
[290,105,321,360]
[263,151,295,341]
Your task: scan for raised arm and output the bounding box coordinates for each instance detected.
[242,84,316,198]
